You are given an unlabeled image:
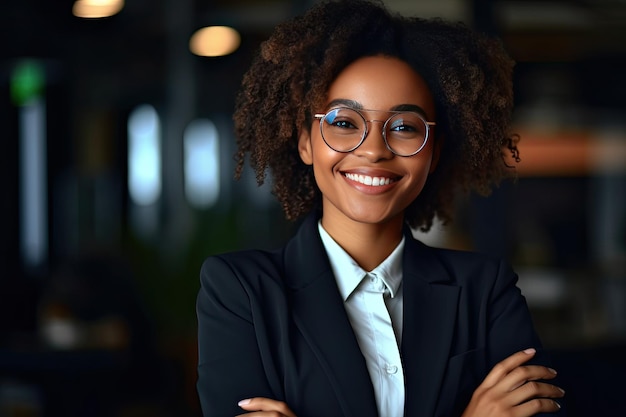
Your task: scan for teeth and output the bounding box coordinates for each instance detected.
[344,172,393,186]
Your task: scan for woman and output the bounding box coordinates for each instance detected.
[196,1,565,416]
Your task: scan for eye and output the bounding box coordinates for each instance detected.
[389,122,417,132]
[325,109,361,131]
[331,120,357,129]
[387,114,426,138]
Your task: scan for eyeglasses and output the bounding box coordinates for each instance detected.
[314,107,436,157]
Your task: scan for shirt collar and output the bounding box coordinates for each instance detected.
[317,221,404,302]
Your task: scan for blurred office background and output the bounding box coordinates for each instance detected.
[0,0,624,416]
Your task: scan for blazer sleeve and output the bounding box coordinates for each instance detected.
[485,260,544,364]
[484,259,566,416]
[433,254,565,417]
[196,255,278,417]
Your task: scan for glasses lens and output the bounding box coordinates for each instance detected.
[321,108,365,152]
[384,113,428,156]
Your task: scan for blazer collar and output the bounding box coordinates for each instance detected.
[284,212,378,417]
[401,233,461,417]
[284,213,460,417]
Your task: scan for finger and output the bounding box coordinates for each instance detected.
[479,348,537,389]
[504,365,558,391]
[507,381,565,407]
[237,397,297,417]
[512,397,562,417]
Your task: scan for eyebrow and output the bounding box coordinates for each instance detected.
[325,98,429,118]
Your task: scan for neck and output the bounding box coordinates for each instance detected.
[321,215,405,272]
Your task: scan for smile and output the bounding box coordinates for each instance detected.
[344,172,396,186]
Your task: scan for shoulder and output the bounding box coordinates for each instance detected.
[432,245,508,272]
[200,248,285,285]
[409,237,517,290]
[202,248,282,274]
[198,248,289,305]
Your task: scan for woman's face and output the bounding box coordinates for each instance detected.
[298,55,440,230]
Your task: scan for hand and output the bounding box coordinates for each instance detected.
[236,397,297,417]
[461,348,564,417]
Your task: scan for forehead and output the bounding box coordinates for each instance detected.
[325,55,436,118]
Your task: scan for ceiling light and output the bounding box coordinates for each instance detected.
[73,0,124,19]
[189,26,241,57]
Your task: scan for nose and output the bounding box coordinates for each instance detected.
[353,120,394,161]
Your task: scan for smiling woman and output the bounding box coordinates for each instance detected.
[196,1,566,417]
[297,56,439,249]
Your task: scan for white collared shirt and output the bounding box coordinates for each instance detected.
[318,222,405,417]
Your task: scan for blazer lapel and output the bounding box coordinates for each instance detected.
[285,214,378,417]
[401,236,460,417]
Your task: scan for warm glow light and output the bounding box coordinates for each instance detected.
[190,26,241,57]
[73,0,124,19]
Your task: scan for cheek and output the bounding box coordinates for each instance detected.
[407,153,435,193]
[310,134,340,165]
[417,142,437,175]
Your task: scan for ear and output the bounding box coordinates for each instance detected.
[429,134,444,174]
[298,130,313,165]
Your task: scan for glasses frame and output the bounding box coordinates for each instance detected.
[314,106,436,157]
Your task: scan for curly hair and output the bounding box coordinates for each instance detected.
[233,0,518,231]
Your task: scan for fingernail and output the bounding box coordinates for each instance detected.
[549,368,558,375]
[523,348,536,354]
[238,399,251,406]
[558,387,566,394]
[554,400,561,409]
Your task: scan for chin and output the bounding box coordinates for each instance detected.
[347,210,400,226]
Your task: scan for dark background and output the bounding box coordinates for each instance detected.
[1,0,625,416]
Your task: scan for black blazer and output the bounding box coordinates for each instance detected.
[197,213,558,417]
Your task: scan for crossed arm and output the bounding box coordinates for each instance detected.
[235,348,564,417]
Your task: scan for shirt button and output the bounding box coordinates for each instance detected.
[385,364,398,375]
